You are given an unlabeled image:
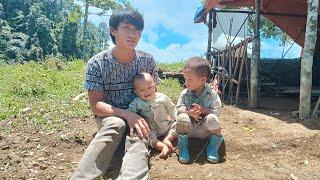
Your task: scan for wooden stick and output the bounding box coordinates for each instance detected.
[312,96,320,117]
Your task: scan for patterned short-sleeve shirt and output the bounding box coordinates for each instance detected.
[84,49,159,109]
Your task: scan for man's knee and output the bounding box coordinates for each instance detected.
[103,116,126,127]
[98,116,126,135]
[125,136,148,154]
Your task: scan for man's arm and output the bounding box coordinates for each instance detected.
[88,90,150,138]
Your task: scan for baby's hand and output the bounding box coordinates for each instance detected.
[159,143,170,159]
[163,138,173,151]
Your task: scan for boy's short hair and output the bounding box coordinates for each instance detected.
[109,10,144,44]
[133,72,153,86]
[184,56,211,80]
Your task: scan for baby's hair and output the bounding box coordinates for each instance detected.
[133,72,154,86]
[184,56,211,80]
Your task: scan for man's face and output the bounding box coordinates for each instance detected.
[183,69,207,91]
[111,22,141,49]
[134,78,156,101]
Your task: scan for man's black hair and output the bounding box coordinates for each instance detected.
[109,10,144,44]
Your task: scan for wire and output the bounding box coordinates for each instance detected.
[216,16,229,44]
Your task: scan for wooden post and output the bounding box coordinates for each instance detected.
[249,0,261,108]
[313,96,320,117]
[299,0,319,118]
[207,10,213,61]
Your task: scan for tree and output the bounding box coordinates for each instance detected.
[60,8,81,58]
[0,0,134,62]
[81,22,103,59]
[299,0,319,118]
[98,21,109,50]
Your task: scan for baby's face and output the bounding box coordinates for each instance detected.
[134,78,156,101]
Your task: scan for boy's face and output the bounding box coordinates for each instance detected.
[134,78,157,101]
[111,22,141,49]
[183,69,207,91]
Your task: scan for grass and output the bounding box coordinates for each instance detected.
[0,59,89,131]
[158,78,183,103]
[0,59,183,131]
[157,62,184,72]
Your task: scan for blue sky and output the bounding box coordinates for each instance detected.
[87,0,302,63]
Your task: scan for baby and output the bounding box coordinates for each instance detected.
[127,72,177,157]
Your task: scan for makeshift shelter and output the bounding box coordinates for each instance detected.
[203,0,320,47]
[196,0,320,117]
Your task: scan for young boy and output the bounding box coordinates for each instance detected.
[127,72,177,158]
[167,56,223,164]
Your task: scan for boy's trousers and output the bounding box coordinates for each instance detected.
[175,113,221,138]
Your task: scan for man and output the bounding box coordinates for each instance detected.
[71,10,159,180]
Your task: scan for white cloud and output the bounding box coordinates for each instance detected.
[129,0,208,63]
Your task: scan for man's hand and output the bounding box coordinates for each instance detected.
[126,112,150,139]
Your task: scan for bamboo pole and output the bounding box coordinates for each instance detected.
[207,11,213,61]
[299,0,319,118]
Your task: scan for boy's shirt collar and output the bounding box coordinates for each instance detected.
[186,84,213,98]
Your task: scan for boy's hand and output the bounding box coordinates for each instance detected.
[159,143,170,159]
[192,103,212,116]
[163,138,173,151]
[191,103,203,114]
[187,105,201,122]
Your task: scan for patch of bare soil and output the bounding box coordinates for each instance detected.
[1,96,320,179]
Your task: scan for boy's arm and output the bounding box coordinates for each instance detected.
[164,95,176,120]
[209,91,222,116]
[163,133,176,150]
[175,92,188,114]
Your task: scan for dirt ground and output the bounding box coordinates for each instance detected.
[1,95,320,180]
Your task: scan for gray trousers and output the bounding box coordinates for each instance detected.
[71,116,149,180]
[176,113,221,139]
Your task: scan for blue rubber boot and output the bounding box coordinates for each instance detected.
[206,135,224,163]
[178,135,190,164]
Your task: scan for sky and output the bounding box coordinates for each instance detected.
[86,0,302,63]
